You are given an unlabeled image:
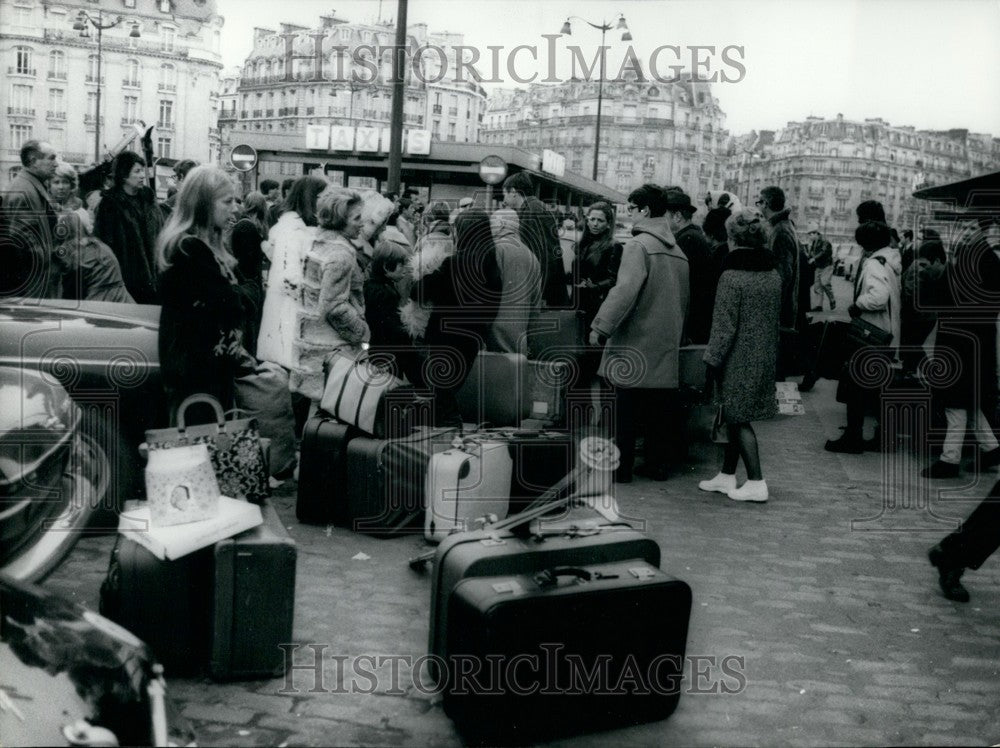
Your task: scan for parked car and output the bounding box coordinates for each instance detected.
[0,298,162,529]
[1,573,195,746]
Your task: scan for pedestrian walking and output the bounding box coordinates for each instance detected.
[589,184,688,483]
[93,151,163,304]
[928,479,1000,602]
[806,225,836,311]
[698,209,782,503]
[156,165,248,424]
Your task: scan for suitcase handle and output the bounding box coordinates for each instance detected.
[533,567,593,587]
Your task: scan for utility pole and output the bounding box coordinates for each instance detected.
[387,0,408,194]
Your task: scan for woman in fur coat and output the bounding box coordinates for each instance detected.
[401,207,502,427]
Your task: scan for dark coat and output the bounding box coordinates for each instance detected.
[933,241,1000,412]
[767,209,800,331]
[231,218,266,356]
[0,170,61,298]
[364,272,425,385]
[673,222,715,344]
[809,237,833,269]
[158,236,248,413]
[704,248,781,423]
[94,186,163,304]
[572,231,622,327]
[518,196,568,307]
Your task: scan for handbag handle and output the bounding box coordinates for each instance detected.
[175,394,226,432]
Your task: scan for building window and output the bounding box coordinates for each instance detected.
[123,95,139,122]
[125,59,140,85]
[87,55,100,82]
[10,84,32,112]
[125,0,136,7]
[159,0,171,12]
[158,99,173,128]
[10,124,33,150]
[48,88,64,116]
[86,91,98,117]
[157,136,171,158]
[48,50,66,80]
[14,46,33,75]
[447,122,456,141]
[159,63,176,91]
[162,26,176,53]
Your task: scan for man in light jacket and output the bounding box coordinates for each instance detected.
[590,184,689,483]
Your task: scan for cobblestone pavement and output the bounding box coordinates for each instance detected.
[45,282,1000,747]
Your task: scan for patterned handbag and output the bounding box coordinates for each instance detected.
[145,394,270,504]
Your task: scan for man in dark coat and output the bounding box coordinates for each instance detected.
[758,186,800,377]
[0,140,61,298]
[806,225,835,311]
[663,187,714,344]
[502,172,569,307]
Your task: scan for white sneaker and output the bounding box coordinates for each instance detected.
[698,472,738,494]
[728,479,769,503]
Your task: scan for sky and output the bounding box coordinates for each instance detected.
[216,0,1000,137]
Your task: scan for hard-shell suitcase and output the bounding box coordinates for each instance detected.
[428,511,660,673]
[444,559,692,742]
[527,309,585,359]
[525,359,571,424]
[424,438,513,543]
[345,426,457,536]
[210,502,297,680]
[455,352,530,426]
[99,535,213,677]
[296,417,359,525]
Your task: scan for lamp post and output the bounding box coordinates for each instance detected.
[559,14,630,183]
[73,10,141,163]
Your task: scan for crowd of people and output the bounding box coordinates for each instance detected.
[3,138,1000,599]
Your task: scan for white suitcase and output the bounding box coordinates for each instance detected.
[424,439,513,543]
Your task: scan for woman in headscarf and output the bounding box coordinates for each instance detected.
[93,151,163,304]
[698,208,781,503]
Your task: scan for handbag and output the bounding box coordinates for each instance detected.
[710,406,729,444]
[320,349,404,436]
[235,360,297,477]
[144,442,221,527]
[145,394,270,504]
[844,317,893,354]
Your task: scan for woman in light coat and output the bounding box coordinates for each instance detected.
[288,187,368,404]
[256,176,327,370]
[698,209,781,503]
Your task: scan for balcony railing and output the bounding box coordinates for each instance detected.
[48,71,67,81]
[8,67,36,76]
[252,109,262,117]
[448,107,458,116]
[7,107,35,116]
[158,83,177,92]
[47,110,67,120]
[157,120,174,130]
[123,78,140,87]
[265,109,274,117]
[121,117,138,126]
[432,104,442,114]
[85,75,105,84]
[83,114,104,125]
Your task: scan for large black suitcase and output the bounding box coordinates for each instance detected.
[428,509,660,673]
[211,502,296,680]
[99,536,214,677]
[444,559,692,743]
[344,426,457,536]
[296,417,359,525]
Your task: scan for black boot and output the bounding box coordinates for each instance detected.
[978,446,1000,472]
[799,372,818,392]
[928,545,970,602]
[921,460,960,479]
[825,433,864,454]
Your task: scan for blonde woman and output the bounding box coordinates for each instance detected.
[288,186,368,404]
[156,165,245,421]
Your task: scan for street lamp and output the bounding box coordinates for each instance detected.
[559,13,630,182]
[73,10,141,163]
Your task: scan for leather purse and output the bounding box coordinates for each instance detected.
[320,350,404,436]
[145,394,270,504]
[844,317,893,354]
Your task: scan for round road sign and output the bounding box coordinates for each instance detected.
[479,155,508,185]
[230,144,258,172]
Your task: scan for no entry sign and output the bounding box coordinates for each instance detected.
[230,144,258,172]
[479,155,507,185]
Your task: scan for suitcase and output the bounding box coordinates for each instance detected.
[99,536,214,677]
[444,559,692,742]
[428,507,660,678]
[455,352,530,426]
[425,438,514,543]
[211,502,297,680]
[525,359,571,424]
[345,426,458,537]
[296,417,360,525]
[500,428,579,510]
